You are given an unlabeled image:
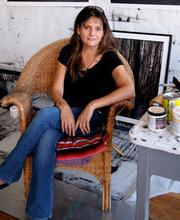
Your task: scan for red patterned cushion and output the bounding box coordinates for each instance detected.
[56,132,103,151]
[56,133,107,161]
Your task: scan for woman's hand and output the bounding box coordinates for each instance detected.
[75,103,95,134]
[59,102,76,136]
[52,62,76,135]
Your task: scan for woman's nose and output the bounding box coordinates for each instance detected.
[89,28,95,35]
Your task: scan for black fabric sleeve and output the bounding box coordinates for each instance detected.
[105,51,123,73]
[58,44,72,66]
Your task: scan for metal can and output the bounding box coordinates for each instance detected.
[163,92,180,122]
[148,106,166,131]
[172,106,180,136]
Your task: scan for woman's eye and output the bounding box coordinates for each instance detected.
[84,26,89,29]
[96,27,102,31]
[83,25,102,31]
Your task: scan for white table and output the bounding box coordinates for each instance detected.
[129,113,180,220]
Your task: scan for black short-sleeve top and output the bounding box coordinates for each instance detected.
[58,44,122,109]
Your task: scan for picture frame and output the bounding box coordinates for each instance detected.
[7,0,90,7]
[112,31,172,123]
[111,0,180,4]
[110,0,180,9]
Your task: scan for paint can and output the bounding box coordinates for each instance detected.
[148,106,166,132]
[162,92,180,122]
[172,106,180,136]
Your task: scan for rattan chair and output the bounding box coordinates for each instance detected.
[0,38,134,211]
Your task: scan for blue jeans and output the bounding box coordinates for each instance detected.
[0,106,105,220]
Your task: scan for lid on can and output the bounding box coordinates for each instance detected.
[151,102,162,107]
[163,92,180,100]
[148,106,166,116]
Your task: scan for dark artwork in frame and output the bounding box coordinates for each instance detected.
[112,31,171,123]
[111,0,180,5]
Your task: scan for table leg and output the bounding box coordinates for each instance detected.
[135,147,150,220]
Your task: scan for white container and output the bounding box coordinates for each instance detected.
[10,105,19,118]
[172,106,180,136]
[148,106,166,132]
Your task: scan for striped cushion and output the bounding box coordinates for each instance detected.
[56,132,103,151]
[56,132,107,161]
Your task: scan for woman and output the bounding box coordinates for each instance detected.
[0,6,135,220]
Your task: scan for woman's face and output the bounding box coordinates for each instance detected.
[77,16,104,49]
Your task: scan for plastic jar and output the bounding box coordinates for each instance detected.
[148,106,166,131]
[10,105,19,118]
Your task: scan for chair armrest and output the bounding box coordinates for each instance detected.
[150,94,163,106]
[0,91,33,133]
[106,100,134,137]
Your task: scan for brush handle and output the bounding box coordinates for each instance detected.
[173,77,180,91]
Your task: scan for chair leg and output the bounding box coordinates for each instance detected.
[102,184,105,211]
[106,183,111,211]
[23,157,32,198]
[102,182,111,211]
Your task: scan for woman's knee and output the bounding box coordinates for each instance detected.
[32,128,61,163]
[34,107,59,123]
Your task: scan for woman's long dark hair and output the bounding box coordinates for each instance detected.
[69,6,116,80]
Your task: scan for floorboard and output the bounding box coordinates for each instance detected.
[0,210,19,220]
[150,192,180,220]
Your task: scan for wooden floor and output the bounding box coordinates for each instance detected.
[150,192,180,220]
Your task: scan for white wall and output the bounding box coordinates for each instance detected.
[0,0,180,82]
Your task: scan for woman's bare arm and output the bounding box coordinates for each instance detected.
[51,62,76,136]
[51,62,66,103]
[76,65,135,134]
[90,65,135,109]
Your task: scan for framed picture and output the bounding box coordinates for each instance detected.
[111,0,180,5]
[7,0,90,6]
[112,31,172,124]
